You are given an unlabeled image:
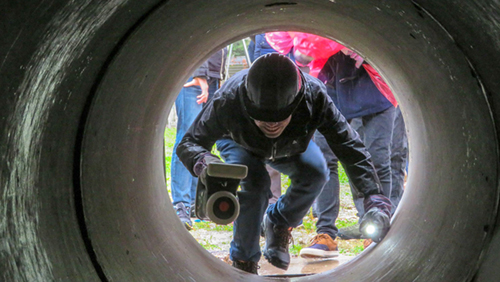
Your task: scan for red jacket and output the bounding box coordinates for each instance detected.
[266,32,397,107]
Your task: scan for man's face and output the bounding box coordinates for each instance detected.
[254,115,292,139]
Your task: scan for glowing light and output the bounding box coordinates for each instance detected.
[365,224,376,235]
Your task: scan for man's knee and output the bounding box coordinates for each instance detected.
[304,162,329,188]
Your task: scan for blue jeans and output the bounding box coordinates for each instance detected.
[390,106,407,213]
[350,106,396,219]
[171,77,218,206]
[216,138,328,263]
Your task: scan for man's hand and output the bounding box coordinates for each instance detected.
[363,194,392,217]
[193,153,223,185]
[359,194,392,242]
[184,77,209,104]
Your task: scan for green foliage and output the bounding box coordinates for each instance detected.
[338,163,349,184]
[201,242,219,250]
[335,218,358,229]
[164,127,177,191]
[231,39,250,57]
[299,212,317,234]
[339,245,364,256]
[289,244,303,256]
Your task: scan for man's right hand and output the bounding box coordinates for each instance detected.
[193,153,223,185]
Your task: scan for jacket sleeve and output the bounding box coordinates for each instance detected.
[176,96,227,176]
[315,88,383,197]
[192,60,209,79]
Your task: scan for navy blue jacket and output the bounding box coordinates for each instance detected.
[193,48,227,80]
[318,52,392,120]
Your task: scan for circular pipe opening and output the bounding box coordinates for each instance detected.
[79,1,497,281]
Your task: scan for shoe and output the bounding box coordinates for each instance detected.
[262,214,292,270]
[363,239,373,249]
[190,203,196,218]
[299,234,339,258]
[337,223,361,240]
[232,260,259,274]
[174,202,193,230]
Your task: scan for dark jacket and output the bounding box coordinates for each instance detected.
[253,34,277,61]
[177,69,382,196]
[192,48,227,81]
[318,52,393,120]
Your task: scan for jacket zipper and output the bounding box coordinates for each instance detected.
[270,141,277,161]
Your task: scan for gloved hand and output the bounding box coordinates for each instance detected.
[360,194,392,243]
[193,153,223,185]
[363,194,392,218]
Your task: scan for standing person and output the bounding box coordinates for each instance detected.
[389,106,408,213]
[177,53,391,274]
[331,50,396,240]
[300,48,397,259]
[170,48,226,230]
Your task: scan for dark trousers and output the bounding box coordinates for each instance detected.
[390,106,408,213]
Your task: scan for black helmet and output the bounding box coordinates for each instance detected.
[242,53,304,122]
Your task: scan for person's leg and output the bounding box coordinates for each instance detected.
[348,117,367,219]
[267,165,282,205]
[264,140,328,268]
[171,77,203,206]
[170,78,203,229]
[267,140,329,227]
[390,106,408,213]
[216,138,271,264]
[299,132,340,258]
[353,107,396,218]
[313,132,340,239]
[189,78,221,215]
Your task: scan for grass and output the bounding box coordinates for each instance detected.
[193,221,233,232]
[164,127,177,193]
[198,241,220,251]
[335,218,358,229]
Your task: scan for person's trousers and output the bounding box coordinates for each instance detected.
[170,78,218,206]
[267,165,282,205]
[313,131,340,239]
[390,106,408,213]
[350,106,396,219]
[216,138,328,263]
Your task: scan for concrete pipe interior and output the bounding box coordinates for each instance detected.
[2,1,500,281]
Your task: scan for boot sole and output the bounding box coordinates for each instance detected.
[263,250,289,270]
[299,248,339,258]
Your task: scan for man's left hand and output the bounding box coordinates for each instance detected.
[360,194,392,243]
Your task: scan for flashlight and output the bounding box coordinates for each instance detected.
[359,207,390,243]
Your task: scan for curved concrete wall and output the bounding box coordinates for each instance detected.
[1,1,499,281]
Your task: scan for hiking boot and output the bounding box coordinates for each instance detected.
[299,234,339,258]
[262,215,292,270]
[232,260,259,274]
[337,223,361,240]
[174,202,193,230]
